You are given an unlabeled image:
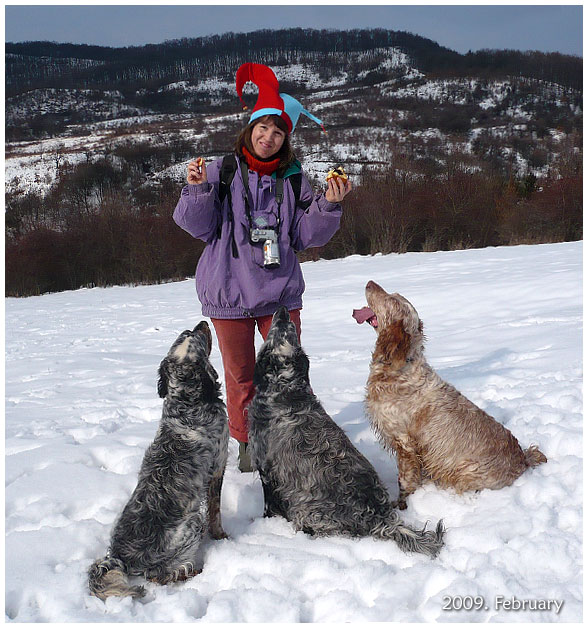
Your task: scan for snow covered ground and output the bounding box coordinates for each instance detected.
[5,241,582,622]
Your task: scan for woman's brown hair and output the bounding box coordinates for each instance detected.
[235,115,296,174]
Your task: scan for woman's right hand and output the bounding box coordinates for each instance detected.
[187,157,207,185]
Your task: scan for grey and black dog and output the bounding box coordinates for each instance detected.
[88,321,229,600]
[248,307,445,558]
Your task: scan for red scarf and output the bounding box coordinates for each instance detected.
[242,146,281,177]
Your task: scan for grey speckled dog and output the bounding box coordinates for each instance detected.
[248,307,444,558]
[88,322,229,601]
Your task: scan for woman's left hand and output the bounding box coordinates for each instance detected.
[325,177,352,203]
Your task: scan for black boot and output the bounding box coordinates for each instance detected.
[238,441,253,473]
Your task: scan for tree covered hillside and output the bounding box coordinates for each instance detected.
[5,28,582,296]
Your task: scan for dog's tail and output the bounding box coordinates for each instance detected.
[372,516,445,559]
[88,556,145,601]
[524,445,547,468]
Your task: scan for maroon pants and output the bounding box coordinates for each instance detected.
[211,310,302,442]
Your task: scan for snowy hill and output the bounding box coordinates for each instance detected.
[5,30,582,198]
[5,241,582,622]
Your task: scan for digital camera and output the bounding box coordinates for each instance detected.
[250,228,280,268]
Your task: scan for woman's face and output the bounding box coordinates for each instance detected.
[250,119,287,159]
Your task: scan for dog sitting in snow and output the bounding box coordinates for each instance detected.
[88,322,229,600]
[247,307,444,558]
[354,281,547,509]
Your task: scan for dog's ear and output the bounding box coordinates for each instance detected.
[197,364,217,402]
[253,348,274,388]
[157,358,169,398]
[374,321,411,370]
[294,348,310,381]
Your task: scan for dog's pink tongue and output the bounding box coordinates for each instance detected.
[352,307,378,327]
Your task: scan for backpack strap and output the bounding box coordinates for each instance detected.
[275,175,284,206]
[288,172,312,210]
[218,154,238,258]
[219,154,237,204]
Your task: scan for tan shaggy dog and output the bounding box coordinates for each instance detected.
[359,281,547,509]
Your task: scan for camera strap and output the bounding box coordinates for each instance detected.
[274,176,284,235]
[240,160,255,230]
[240,160,283,238]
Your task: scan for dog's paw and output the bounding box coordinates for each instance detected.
[211,529,229,540]
[174,567,201,582]
[148,575,170,586]
[149,565,201,585]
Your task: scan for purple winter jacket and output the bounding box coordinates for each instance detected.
[173,155,342,319]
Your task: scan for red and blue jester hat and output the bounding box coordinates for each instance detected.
[235,62,326,134]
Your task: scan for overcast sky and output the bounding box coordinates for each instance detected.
[4,3,583,56]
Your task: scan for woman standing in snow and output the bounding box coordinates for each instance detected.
[173,63,352,471]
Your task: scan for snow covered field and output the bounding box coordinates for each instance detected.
[5,241,582,622]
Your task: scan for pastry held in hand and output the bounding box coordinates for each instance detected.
[326,166,348,183]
